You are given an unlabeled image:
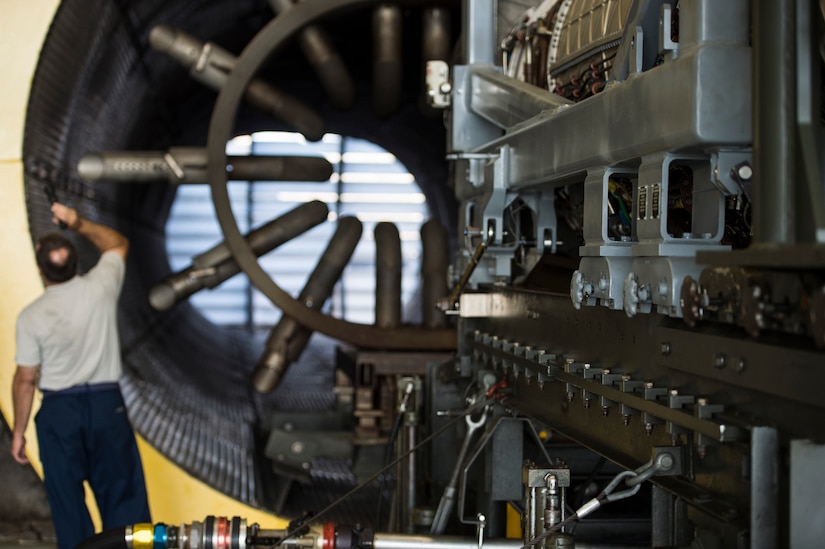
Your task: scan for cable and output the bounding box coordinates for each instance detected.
[271,397,495,547]
[518,463,650,549]
[375,381,414,529]
[375,411,403,529]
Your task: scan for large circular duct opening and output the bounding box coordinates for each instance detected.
[22,0,458,520]
[167,131,431,329]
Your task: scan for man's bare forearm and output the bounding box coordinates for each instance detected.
[12,367,36,436]
[51,203,129,258]
[11,367,37,464]
[73,217,129,254]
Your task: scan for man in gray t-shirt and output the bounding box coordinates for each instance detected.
[11,202,151,549]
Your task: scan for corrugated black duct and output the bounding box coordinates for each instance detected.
[23,0,273,509]
[21,0,456,523]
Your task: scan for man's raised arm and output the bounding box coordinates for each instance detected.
[50,203,129,259]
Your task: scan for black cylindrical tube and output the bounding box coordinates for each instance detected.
[245,79,325,141]
[300,216,363,305]
[229,156,333,182]
[74,526,127,549]
[375,221,402,328]
[194,200,328,269]
[149,201,329,311]
[373,5,403,117]
[270,0,355,110]
[150,23,324,141]
[420,219,449,328]
[299,26,356,110]
[422,7,451,63]
[79,151,332,184]
[253,216,363,393]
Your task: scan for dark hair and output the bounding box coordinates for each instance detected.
[36,233,78,283]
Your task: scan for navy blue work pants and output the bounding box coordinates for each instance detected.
[35,386,151,549]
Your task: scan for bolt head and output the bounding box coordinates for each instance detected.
[482,372,497,388]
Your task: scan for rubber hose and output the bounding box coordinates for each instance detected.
[73,526,128,549]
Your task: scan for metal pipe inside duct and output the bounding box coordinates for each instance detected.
[420,219,448,328]
[149,24,324,140]
[149,200,329,311]
[77,148,333,184]
[269,0,356,110]
[373,4,403,117]
[227,155,333,182]
[375,221,402,328]
[253,216,363,393]
[421,7,452,112]
[422,7,451,64]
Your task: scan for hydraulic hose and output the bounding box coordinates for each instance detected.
[73,526,128,549]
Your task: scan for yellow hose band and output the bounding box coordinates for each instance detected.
[131,523,155,549]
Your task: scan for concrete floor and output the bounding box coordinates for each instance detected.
[0,520,55,549]
[0,423,56,549]
[0,541,55,549]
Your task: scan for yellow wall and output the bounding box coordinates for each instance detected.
[0,0,283,530]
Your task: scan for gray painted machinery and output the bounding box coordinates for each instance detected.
[21,0,825,547]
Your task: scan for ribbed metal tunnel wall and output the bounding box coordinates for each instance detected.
[22,0,457,520]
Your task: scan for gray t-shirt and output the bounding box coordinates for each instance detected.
[15,252,125,390]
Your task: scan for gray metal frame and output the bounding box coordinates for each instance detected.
[444,1,825,545]
[453,0,753,318]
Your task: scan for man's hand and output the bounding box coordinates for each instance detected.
[49,202,129,258]
[50,202,80,231]
[11,432,29,465]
